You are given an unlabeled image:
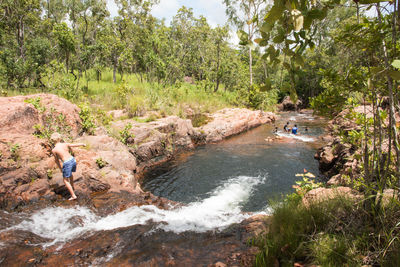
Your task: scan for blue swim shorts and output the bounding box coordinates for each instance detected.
[62,157,76,178]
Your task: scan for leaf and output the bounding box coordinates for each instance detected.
[371,66,385,76]
[254,38,263,44]
[260,22,274,33]
[359,0,387,3]
[290,9,304,31]
[294,54,304,66]
[387,70,400,80]
[283,48,295,56]
[273,32,285,43]
[261,53,269,60]
[303,15,313,30]
[259,39,269,46]
[265,4,285,23]
[392,60,400,69]
[260,78,272,92]
[305,172,315,178]
[283,62,291,70]
[237,30,248,41]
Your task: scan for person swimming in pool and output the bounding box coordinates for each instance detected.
[51,133,86,200]
[283,121,290,132]
[292,124,298,134]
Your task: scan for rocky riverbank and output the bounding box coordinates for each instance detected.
[0,94,275,266]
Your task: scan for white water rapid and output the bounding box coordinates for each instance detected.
[2,175,268,247]
[276,132,315,142]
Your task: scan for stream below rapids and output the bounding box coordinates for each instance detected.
[0,111,328,266]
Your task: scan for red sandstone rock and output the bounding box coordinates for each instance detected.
[302,186,362,206]
[277,96,303,111]
[199,108,276,143]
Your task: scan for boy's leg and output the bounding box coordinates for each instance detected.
[69,174,74,189]
[63,176,77,200]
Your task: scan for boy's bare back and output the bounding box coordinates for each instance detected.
[52,143,72,162]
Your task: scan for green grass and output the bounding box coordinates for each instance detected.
[83,70,244,117]
[2,68,278,126]
[253,194,400,267]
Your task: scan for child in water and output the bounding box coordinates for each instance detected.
[283,122,290,132]
[292,124,298,134]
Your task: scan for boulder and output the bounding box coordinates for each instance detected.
[302,187,362,206]
[199,108,276,143]
[278,96,303,111]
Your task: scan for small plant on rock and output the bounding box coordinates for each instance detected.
[292,171,322,197]
[46,169,53,179]
[96,158,107,169]
[10,143,21,161]
[25,97,46,112]
[79,103,96,135]
[119,123,135,145]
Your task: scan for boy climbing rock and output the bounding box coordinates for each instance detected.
[51,133,86,200]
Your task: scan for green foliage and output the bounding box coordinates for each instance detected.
[46,169,53,179]
[93,108,113,126]
[127,95,145,117]
[78,103,96,135]
[25,97,45,112]
[254,193,400,266]
[96,158,107,169]
[292,172,322,197]
[119,123,135,145]
[30,100,72,142]
[9,143,21,161]
[113,82,132,108]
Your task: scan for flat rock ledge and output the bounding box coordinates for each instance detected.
[0,94,276,210]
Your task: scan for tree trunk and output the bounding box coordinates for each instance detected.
[113,63,117,83]
[214,42,221,93]
[248,40,253,87]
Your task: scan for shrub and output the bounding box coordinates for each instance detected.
[127,95,146,117]
[27,97,72,141]
[119,123,135,145]
[78,103,96,135]
[96,158,107,168]
[9,143,21,161]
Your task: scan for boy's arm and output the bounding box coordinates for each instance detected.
[67,143,86,148]
[53,152,62,171]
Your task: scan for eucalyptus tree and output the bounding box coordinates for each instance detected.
[114,0,158,81]
[53,22,75,73]
[42,0,67,22]
[0,0,42,88]
[223,0,268,86]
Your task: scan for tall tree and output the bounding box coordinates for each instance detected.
[223,0,267,86]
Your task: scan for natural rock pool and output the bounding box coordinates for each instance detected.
[142,111,327,212]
